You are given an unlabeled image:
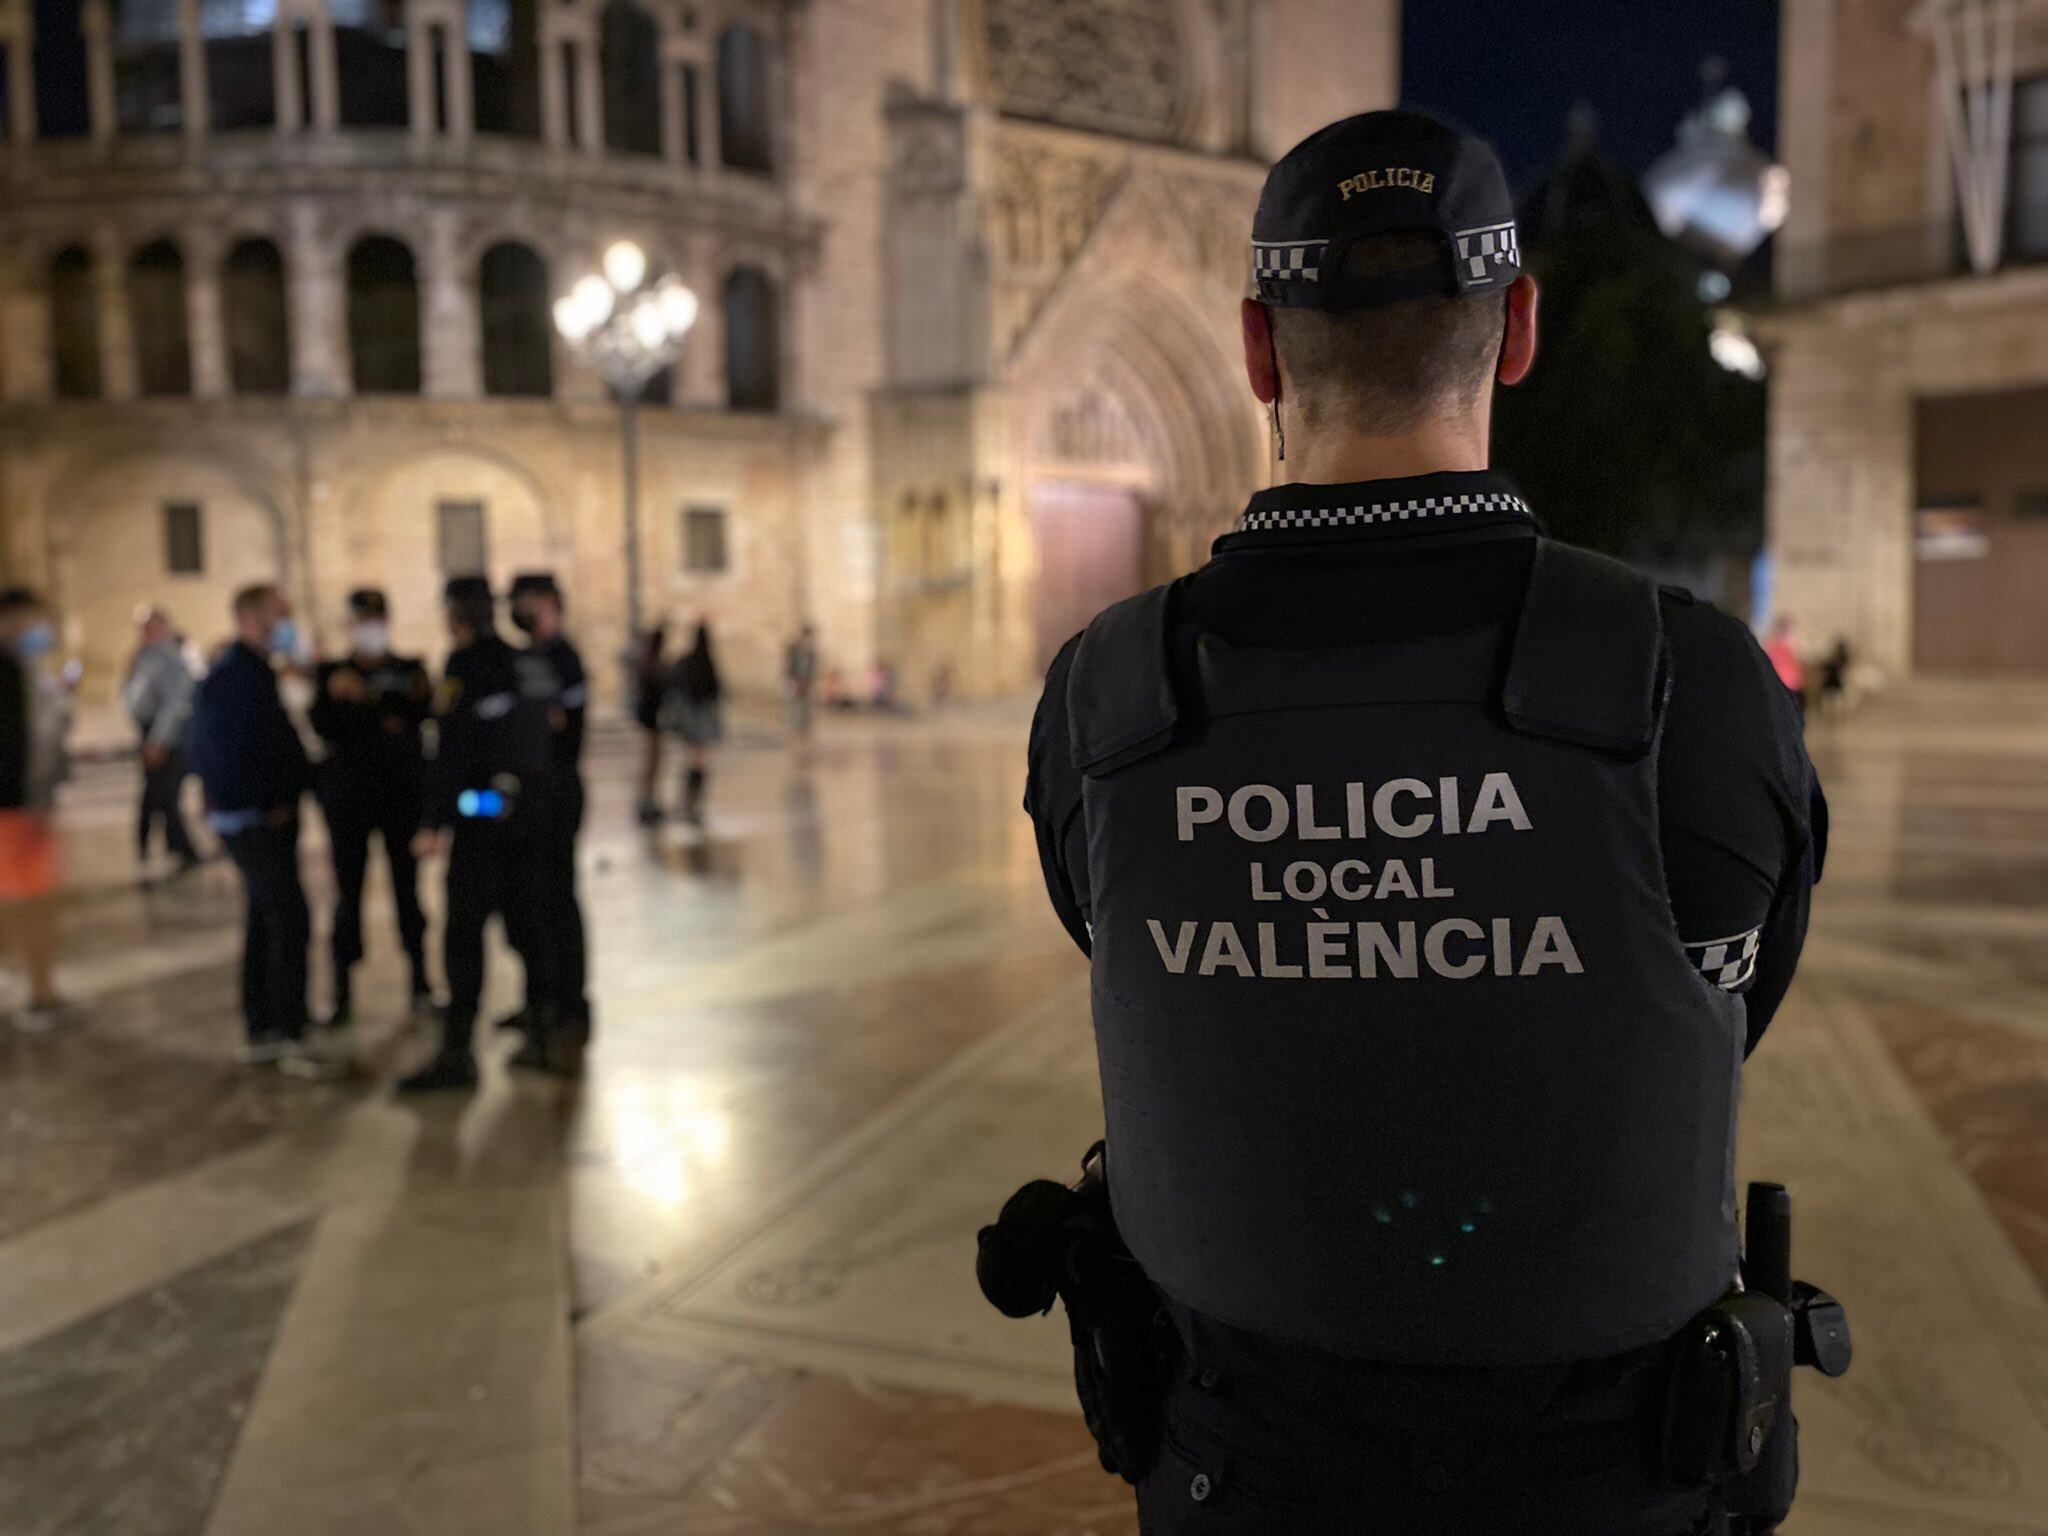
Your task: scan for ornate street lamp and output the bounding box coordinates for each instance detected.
[553,240,700,664]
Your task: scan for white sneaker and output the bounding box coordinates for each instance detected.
[240,1036,294,1065]
[16,999,81,1035]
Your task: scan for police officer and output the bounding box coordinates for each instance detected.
[1022,111,1826,1534]
[399,576,557,1094]
[309,589,432,1025]
[504,571,589,1073]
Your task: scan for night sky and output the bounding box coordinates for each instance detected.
[1400,0,1781,193]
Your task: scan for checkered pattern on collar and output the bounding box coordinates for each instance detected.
[1230,476,1534,536]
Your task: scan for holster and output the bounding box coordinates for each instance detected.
[1662,1184,1852,1530]
[976,1142,1171,1483]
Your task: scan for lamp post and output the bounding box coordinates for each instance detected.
[552,241,700,677]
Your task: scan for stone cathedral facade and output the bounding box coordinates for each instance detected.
[0,0,1394,706]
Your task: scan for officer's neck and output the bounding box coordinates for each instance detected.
[1280,405,1491,487]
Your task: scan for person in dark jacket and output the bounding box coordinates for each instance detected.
[187,583,334,1076]
[672,620,722,826]
[399,576,557,1093]
[505,572,590,1074]
[309,588,433,1026]
[634,623,669,826]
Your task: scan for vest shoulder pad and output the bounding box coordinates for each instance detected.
[1066,584,1179,778]
[1502,539,1664,756]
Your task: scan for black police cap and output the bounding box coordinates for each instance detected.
[509,572,560,602]
[347,587,388,618]
[444,575,494,606]
[1252,109,1521,312]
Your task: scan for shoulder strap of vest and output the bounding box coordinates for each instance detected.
[1066,583,1180,778]
[1501,539,1665,756]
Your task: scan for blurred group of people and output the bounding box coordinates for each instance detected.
[94,577,593,1090]
[632,618,730,828]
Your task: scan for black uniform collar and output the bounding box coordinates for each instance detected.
[1219,470,1535,549]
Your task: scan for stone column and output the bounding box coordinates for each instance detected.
[94,230,138,400]
[3,6,35,145]
[407,12,437,143]
[0,251,52,401]
[287,202,346,395]
[658,42,686,164]
[686,249,723,407]
[274,15,302,132]
[695,49,719,170]
[185,235,228,397]
[539,14,568,148]
[178,0,209,148]
[576,30,601,152]
[83,0,116,145]
[421,207,479,397]
[307,6,338,131]
[443,13,472,146]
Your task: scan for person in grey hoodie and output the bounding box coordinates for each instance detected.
[123,605,202,876]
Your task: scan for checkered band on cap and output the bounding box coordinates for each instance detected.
[1684,928,1762,992]
[1453,221,1521,290]
[1236,491,1531,533]
[1251,239,1327,284]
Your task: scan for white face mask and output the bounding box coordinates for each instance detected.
[350,622,390,657]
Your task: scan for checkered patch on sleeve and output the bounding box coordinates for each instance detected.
[1684,928,1762,992]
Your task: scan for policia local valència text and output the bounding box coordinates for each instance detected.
[1150,772,1584,982]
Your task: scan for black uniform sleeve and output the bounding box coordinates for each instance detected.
[424,653,475,830]
[555,643,587,764]
[400,659,433,731]
[1024,634,1093,957]
[1656,594,1824,1056]
[307,661,348,746]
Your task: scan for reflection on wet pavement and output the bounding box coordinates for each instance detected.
[2,690,2047,1533]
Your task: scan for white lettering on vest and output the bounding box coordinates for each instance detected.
[1176,786,1222,842]
[1373,778,1435,838]
[1467,772,1534,833]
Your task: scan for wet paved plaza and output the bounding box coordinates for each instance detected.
[4,686,2048,1534]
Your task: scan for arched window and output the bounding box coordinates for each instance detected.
[479,242,552,397]
[203,0,279,129]
[33,0,91,138]
[223,238,290,395]
[128,240,192,396]
[600,0,661,156]
[716,24,772,174]
[346,236,421,394]
[470,0,541,138]
[723,265,778,413]
[113,0,185,133]
[49,247,100,398]
[332,0,409,128]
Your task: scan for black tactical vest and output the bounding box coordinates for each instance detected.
[1068,539,1744,1368]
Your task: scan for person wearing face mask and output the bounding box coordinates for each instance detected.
[187,584,336,1077]
[309,589,433,1028]
[504,571,589,1075]
[0,589,77,1033]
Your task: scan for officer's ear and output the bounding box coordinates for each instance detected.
[1497,274,1539,388]
[1241,298,1280,405]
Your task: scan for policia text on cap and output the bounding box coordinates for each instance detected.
[987,110,1846,1535]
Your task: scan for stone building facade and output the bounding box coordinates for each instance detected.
[1763,0,2048,676]
[0,0,1395,707]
